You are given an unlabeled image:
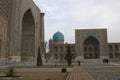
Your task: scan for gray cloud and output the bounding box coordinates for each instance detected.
[34,0,120,43]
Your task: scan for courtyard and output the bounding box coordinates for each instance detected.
[0,62,120,80]
[0,67,70,80]
[84,62,120,80]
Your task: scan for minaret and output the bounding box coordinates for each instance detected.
[39,13,45,63]
[40,13,45,43]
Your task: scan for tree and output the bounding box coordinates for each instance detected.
[37,47,42,66]
[36,41,48,66]
[6,67,15,77]
[65,44,72,66]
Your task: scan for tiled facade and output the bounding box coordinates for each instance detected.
[0,0,11,17]
[0,0,44,65]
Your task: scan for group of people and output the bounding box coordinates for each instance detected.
[103,59,109,64]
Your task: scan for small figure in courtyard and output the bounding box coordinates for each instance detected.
[77,60,81,66]
[103,59,109,64]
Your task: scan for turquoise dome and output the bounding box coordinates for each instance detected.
[53,31,64,41]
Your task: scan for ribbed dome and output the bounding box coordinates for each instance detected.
[53,31,64,41]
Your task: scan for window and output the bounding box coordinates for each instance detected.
[94,47,97,52]
[54,46,58,52]
[114,45,119,51]
[60,54,63,59]
[54,54,58,59]
[88,47,93,52]
[95,53,99,58]
[115,53,119,58]
[60,46,63,52]
[109,45,113,51]
[109,53,113,58]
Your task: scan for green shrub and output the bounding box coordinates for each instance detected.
[61,68,67,73]
[6,67,15,77]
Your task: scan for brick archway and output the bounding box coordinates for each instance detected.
[83,36,100,59]
[21,9,35,62]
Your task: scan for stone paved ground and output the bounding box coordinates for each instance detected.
[1,62,119,80]
[83,62,120,80]
[66,66,93,80]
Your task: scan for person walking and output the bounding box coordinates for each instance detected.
[77,60,81,66]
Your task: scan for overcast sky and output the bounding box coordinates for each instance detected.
[33,0,120,43]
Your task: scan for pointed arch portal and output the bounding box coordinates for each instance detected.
[83,36,100,59]
[21,9,35,61]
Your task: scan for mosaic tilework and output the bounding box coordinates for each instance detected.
[0,0,11,17]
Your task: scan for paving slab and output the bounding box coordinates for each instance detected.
[66,66,94,80]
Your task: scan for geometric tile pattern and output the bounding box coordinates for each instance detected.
[0,0,11,17]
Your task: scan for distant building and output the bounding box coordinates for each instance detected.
[108,43,120,60]
[49,29,120,62]
[49,31,76,62]
[76,29,108,61]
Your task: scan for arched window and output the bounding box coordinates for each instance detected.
[109,53,113,58]
[109,45,113,51]
[54,46,58,52]
[114,45,119,51]
[60,46,63,52]
[54,54,58,59]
